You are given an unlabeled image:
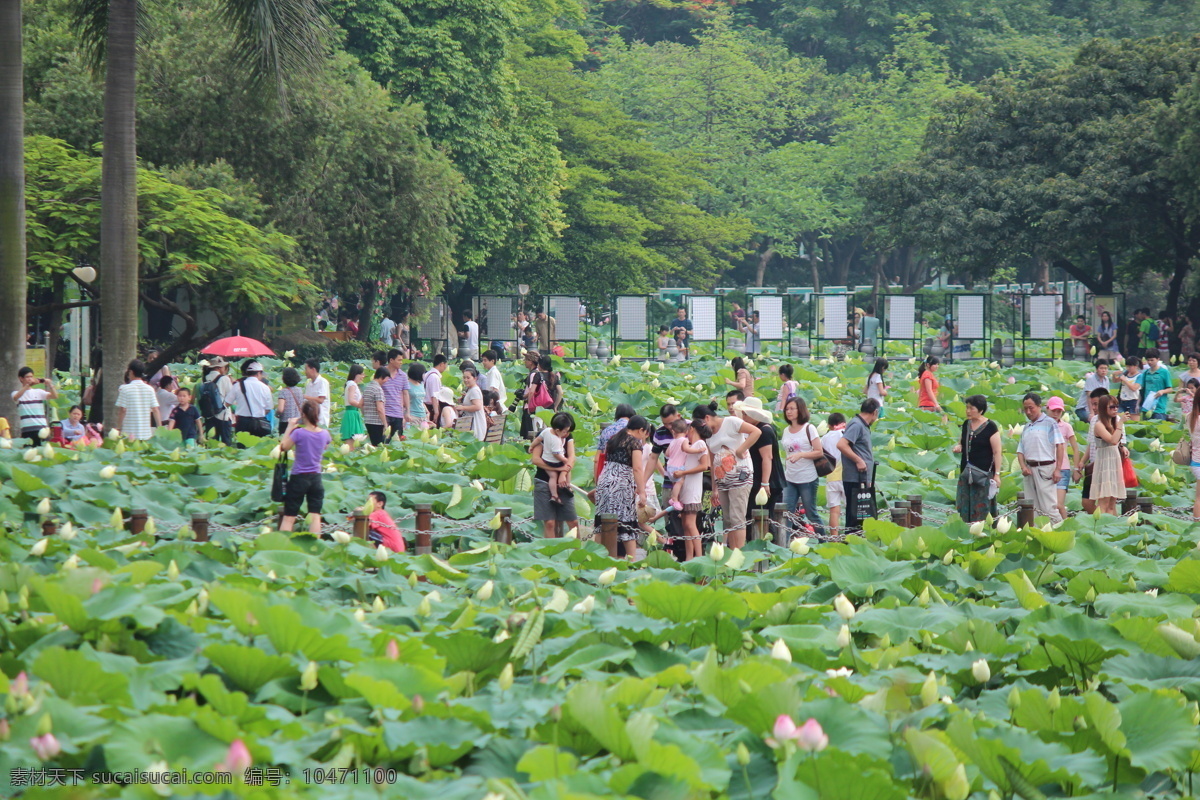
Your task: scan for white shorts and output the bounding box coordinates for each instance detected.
[826,480,845,509]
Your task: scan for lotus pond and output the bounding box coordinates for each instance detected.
[2,353,1200,799]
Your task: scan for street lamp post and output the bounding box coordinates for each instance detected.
[71,262,97,417]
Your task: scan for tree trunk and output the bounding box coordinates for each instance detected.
[0,0,26,431]
[808,239,822,292]
[99,0,139,425]
[357,280,377,342]
[755,238,775,287]
[45,277,63,376]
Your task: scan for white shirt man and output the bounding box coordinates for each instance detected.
[115,361,161,440]
[224,366,273,419]
[380,316,397,346]
[304,361,331,429]
[481,354,506,407]
[464,318,479,354]
[1016,394,1066,524]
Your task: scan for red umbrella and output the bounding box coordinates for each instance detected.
[201,335,276,358]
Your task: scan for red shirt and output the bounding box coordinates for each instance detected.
[369,509,405,552]
[918,370,940,409]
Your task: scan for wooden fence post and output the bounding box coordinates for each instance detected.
[127,509,147,535]
[1122,488,1138,516]
[352,508,369,540]
[41,520,56,537]
[598,514,619,557]
[906,495,923,527]
[770,507,787,547]
[495,508,513,545]
[1017,499,1035,529]
[1137,496,1153,518]
[191,513,210,543]
[415,503,433,554]
[893,500,911,528]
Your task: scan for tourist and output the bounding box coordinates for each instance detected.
[837,398,881,529]
[648,404,685,545]
[424,354,447,425]
[697,402,761,549]
[480,350,507,408]
[917,356,943,413]
[60,405,86,444]
[1179,315,1196,361]
[673,420,712,561]
[406,363,428,430]
[516,350,541,437]
[864,358,889,416]
[951,394,1001,522]
[1075,359,1110,423]
[167,387,202,446]
[483,389,503,418]
[531,414,578,538]
[725,356,755,397]
[155,375,178,425]
[382,349,411,441]
[657,326,671,359]
[515,311,535,350]
[775,363,799,413]
[1181,354,1200,386]
[741,310,762,355]
[660,418,701,512]
[199,357,233,446]
[146,348,171,389]
[534,309,557,350]
[459,310,480,357]
[1089,395,1125,515]
[361,368,389,445]
[365,491,405,552]
[379,312,397,348]
[725,389,744,416]
[303,359,331,429]
[1157,310,1173,356]
[1187,390,1200,520]
[593,415,651,558]
[1117,357,1143,420]
[739,397,784,525]
[1069,315,1092,350]
[1138,349,1173,421]
[537,355,562,409]
[12,366,57,444]
[275,367,305,436]
[224,361,272,438]
[671,307,693,359]
[341,364,366,441]
[114,360,160,440]
[595,404,635,481]
[1016,393,1065,524]
[937,319,954,360]
[821,413,847,532]
[279,400,331,535]
[455,367,488,442]
[729,302,746,330]
[535,412,576,503]
[781,396,825,535]
[436,388,458,428]
[1096,310,1120,362]
[1046,397,1080,521]
[1136,309,1157,355]
[858,305,880,351]
[1072,387,1112,514]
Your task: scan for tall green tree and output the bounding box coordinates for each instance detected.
[0,0,26,431]
[68,0,326,422]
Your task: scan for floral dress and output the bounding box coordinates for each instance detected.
[594,438,639,542]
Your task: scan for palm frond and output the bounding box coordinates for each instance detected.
[217,0,332,98]
[67,0,152,72]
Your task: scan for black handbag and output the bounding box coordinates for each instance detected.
[962,422,992,487]
[271,451,290,502]
[852,483,877,522]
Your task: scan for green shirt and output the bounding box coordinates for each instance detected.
[1139,365,1172,415]
[1139,318,1155,349]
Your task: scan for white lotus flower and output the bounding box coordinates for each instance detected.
[471,480,484,491]
[36,498,51,515]
[598,567,617,586]
[99,465,117,480]
[755,486,769,506]
[650,379,660,388]
[324,464,337,473]
[300,661,319,691]
[836,625,851,649]
[41,443,54,459]
[695,384,704,391]
[971,659,991,684]
[1075,379,1087,389]
[968,521,984,536]
[988,361,1000,369]
[544,587,569,613]
[1151,469,1167,485]
[476,580,494,601]
[62,554,79,571]
[375,545,389,561]
[0,438,11,449]
[710,542,726,562]
[1127,512,1140,526]
[37,426,51,441]
[834,593,856,620]
[564,527,578,539]
[338,443,351,455]
[493,629,510,643]
[640,361,651,372]
[498,662,514,690]
[609,355,621,365]
[771,638,792,662]
[996,517,1012,534]
[331,530,352,545]
[789,537,810,555]
[826,667,853,678]
[29,538,48,557]
[571,595,595,614]
[353,608,366,622]
[284,350,296,358]
[59,521,75,540]
[726,548,746,569]
[372,596,385,612]
[1149,438,1163,452]
[22,449,40,463]
[107,427,120,441]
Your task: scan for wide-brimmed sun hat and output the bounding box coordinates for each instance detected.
[733,397,773,424]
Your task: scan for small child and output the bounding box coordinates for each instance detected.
[536,412,575,503]
[167,387,202,445]
[657,326,671,359]
[366,491,405,553]
[60,405,87,443]
[1117,357,1143,420]
[664,418,706,511]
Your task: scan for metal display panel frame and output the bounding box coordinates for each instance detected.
[942,294,990,362]
[612,294,655,358]
[806,294,854,359]
[1083,292,1125,359]
[473,294,525,360]
[685,294,724,356]
[879,294,922,357]
[1000,293,1063,364]
[542,294,587,359]
[749,294,789,358]
[413,296,451,355]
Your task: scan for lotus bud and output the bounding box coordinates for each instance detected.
[598,567,617,586]
[166,560,180,581]
[971,659,991,684]
[36,498,51,515]
[42,442,54,459]
[372,596,385,613]
[107,427,120,441]
[29,538,48,557]
[943,763,969,800]
[0,438,10,449]
[1149,438,1163,452]
[794,718,828,752]
[710,542,726,562]
[836,625,851,649]
[99,465,117,480]
[331,530,352,545]
[375,545,389,561]
[300,661,319,691]
[736,742,751,766]
[754,486,769,506]
[0,718,9,740]
[477,580,494,601]
[995,517,1012,534]
[216,739,252,775]
[62,554,79,571]
[29,732,61,761]
[544,587,569,613]
[640,361,651,372]
[645,529,658,547]
[1047,688,1061,712]
[834,593,856,620]
[968,520,984,536]
[942,549,955,565]
[498,662,514,690]
[1128,512,1140,526]
[571,595,595,614]
[22,448,39,463]
[770,638,793,662]
[1084,586,1096,603]
[353,608,366,623]
[789,537,810,555]
[964,640,974,651]
[417,597,432,617]
[338,443,351,456]
[114,439,125,454]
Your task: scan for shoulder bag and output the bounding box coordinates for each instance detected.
[270,451,290,503]
[809,424,835,477]
[1173,422,1193,465]
[962,421,993,487]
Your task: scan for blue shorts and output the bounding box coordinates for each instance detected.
[1119,399,1139,415]
[1056,471,1070,490]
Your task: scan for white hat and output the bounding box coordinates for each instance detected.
[733,397,773,424]
[436,387,456,406]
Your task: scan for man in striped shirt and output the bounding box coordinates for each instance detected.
[115,360,161,440]
[13,367,58,444]
[382,349,410,442]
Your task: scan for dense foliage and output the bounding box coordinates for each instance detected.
[4,353,1200,797]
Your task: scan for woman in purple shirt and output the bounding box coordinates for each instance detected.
[280,400,331,534]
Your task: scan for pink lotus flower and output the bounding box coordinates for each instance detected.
[766,714,829,751]
[30,732,60,760]
[0,718,9,740]
[11,672,28,697]
[386,639,400,660]
[216,739,252,774]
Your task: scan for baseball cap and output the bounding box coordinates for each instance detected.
[242,360,264,375]
[1047,396,1065,411]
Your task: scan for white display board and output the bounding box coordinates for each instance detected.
[885,296,916,340]
[616,296,647,341]
[547,296,580,341]
[754,296,784,340]
[819,295,848,340]
[477,296,512,340]
[414,297,446,339]
[955,296,985,339]
[1028,295,1058,339]
[688,296,718,341]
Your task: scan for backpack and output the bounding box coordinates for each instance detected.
[199,379,224,418]
[1146,321,1160,342]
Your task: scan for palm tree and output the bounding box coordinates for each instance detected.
[0,0,26,431]
[71,0,327,422]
